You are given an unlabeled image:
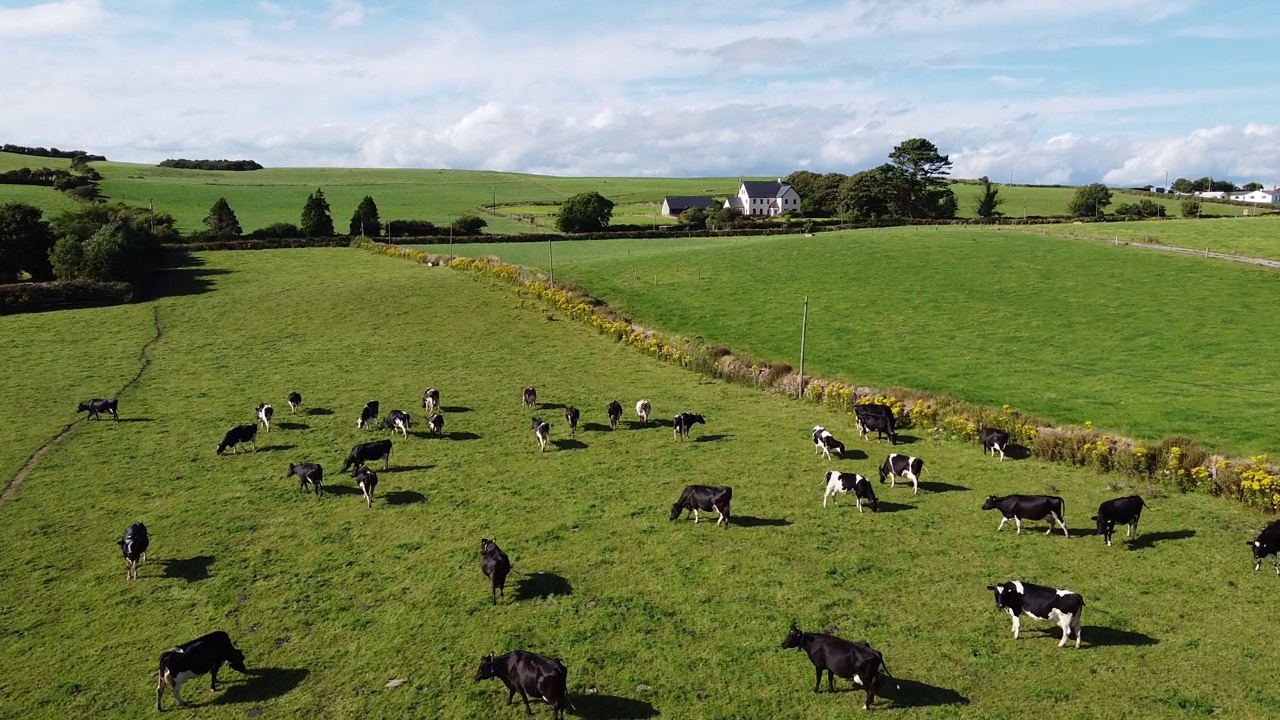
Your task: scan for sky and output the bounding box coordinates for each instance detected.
[2,0,1279,185]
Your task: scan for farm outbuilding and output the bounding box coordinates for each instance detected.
[661,195,719,217]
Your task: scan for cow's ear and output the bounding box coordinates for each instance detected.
[1090,515,1098,521]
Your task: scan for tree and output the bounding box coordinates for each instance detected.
[451,215,488,235]
[704,205,742,230]
[556,192,615,233]
[47,203,166,286]
[300,189,334,237]
[1210,179,1237,193]
[1242,182,1264,192]
[1180,199,1202,218]
[1170,178,1194,194]
[678,207,707,228]
[784,171,845,216]
[838,165,897,219]
[1066,184,1113,217]
[1112,199,1164,218]
[887,137,957,218]
[974,176,1003,218]
[203,198,242,238]
[349,195,380,236]
[0,202,55,281]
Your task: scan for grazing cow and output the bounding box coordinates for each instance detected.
[635,399,651,426]
[474,651,571,720]
[481,538,512,605]
[854,403,897,444]
[878,454,924,495]
[216,424,258,455]
[812,426,846,460]
[1248,518,1280,573]
[287,462,323,497]
[77,398,119,421]
[118,522,149,580]
[669,485,732,526]
[155,631,248,711]
[564,406,580,436]
[606,400,623,429]
[523,387,537,408]
[780,624,889,710]
[532,417,550,452]
[823,471,877,512]
[426,413,444,437]
[982,494,1069,536]
[986,580,1085,649]
[980,427,1011,461]
[256,403,273,432]
[1091,496,1147,546]
[673,412,705,441]
[382,409,411,438]
[422,387,440,413]
[341,439,392,473]
[286,391,302,414]
[358,400,380,429]
[353,465,378,509]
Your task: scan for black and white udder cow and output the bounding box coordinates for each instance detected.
[78,398,119,421]
[1248,518,1280,573]
[426,413,444,437]
[481,538,512,605]
[606,400,623,429]
[532,417,550,452]
[357,400,380,429]
[986,580,1085,649]
[286,391,302,414]
[780,624,891,710]
[475,651,571,720]
[382,409,411,438]
[564,405,580,436]
[216,424,258,455]
[523,387,537,407]
[155,630,249,711]
[980,427,1010,461]
[673,412,705,441]
[635,399,651,426]
[982,494,1069,536]
[812,426,845,460]
[353,465,378,508]
[422,387,440,413]
[118,521,149,580]
[854,403,897,444]
[256,403,273,432]
[670,485,731,526]
[341,438,391,473]
[878,454,924,494]
[287,462,323,497]
[1091,495,1147,546]
[823,471,877,512]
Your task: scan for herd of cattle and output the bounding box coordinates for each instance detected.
[74,391,1280,714]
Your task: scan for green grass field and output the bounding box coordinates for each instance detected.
[950,183,1243,219]
[443,226,1280,457]
[2,247,1279,718]
[1038,217,1280,260]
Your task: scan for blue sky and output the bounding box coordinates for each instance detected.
[2,0,1278,184]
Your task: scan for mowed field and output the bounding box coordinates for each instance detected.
[1039,217,1280,260]
[1,248,1279,719]
[444,225,1280,457]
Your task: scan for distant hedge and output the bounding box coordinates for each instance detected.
[1,144,105,162]
[0,280,133,315]
[159,159,264,171]
[166,237,351,251]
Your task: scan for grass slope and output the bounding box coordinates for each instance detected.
[1041,217,1280,261]
[1,248,1278,719]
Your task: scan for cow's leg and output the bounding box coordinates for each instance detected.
[693,509,699,524]
[1009,609,1021,639]
[210,664,221,691]
[519,688,533,716]
[888,474,896,488]
[813,665,822,693]
[1056,514,1070,537]
[823,490,830,508]
[156,671,167,711]
[171,677,186,707]
[827,668,836,693]
[506,684,516,705]
[1056,614,1071,647]
[1072,612,1083,649]
[1014,517,1023,535]
[910,474,918,495]
[383,453,390,470]
[997,517,1008,532]
[998,446,1005,461]
[715,506,725,525]
[855,496,862,513]
[1273,554,1279,575]
[1128,521,1136,539]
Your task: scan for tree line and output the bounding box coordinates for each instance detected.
[0,202,177,287]
[159,159,264,171]
[1,143,106,162]
[1168,177,1261,194]
[199,191,488,240]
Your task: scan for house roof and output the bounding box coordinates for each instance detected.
[662,196,718,210]
[740,181,793,198]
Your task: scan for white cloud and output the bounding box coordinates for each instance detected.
[0,0,104,38]
[324,0,366,29]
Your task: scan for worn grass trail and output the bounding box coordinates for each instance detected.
[0,249,1277,719]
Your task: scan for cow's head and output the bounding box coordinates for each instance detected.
[474,654,498,681]
[669,502,684,521]
[780,623,804,649]
[216,442,227,456]
[227,643,248,674]
[1248,540,1267,559]
[286,464,297,478]
[481,538,497,553]
[77,400,91,413]
[1091,514,1115,536]
[986,582,1015,609]
[981,496,1000,511]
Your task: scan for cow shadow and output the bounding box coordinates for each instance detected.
[871,501,915,513]
[538,402,567,410]
[441,406,471,413]
[879,678,970,708]
[1127,529,1196,550]
[445,431,482,441]
[890,434,920,445]
[569,694,659,719]
[161,555,214,582]
[1081,626,1158,647]
[324,485,363,497]
[830,449,867,460]
[916,481,969,493]
[212,668,309,706]
[384,490,426,506]
[514,572,573,601]
[304,408,333,416]
[582,422,612,432]
[383,464,435,474]
[552,439,588,451]
[117,418,154,423]
[732,516,792,528]
[1004,443,1033,460]
[694,434,732,443]
[255,444,296,453]
[648,418,674,428]
[277,422,309,431]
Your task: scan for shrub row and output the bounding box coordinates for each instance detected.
[0,279,133,314]
[164,237,353,251]
[158,159,263,171]
[0,144,105,161]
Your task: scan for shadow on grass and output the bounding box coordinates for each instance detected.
[880,677,970,708]
[539,402,567,410]
[384,490,426,506]
[582,422,612,432]
[445,431,482,441]
[211,668,309,706]
[916,481,969,493]
[1128,529,1196,550]
[117,418,154,423]
[552,439,588,451]
[694,434,732,443]
[384,464,435,474]
[828,449,867,461]
[648,418,674,428]
[890,434,920,445]
[1004,443,1033,460]
[1082,626,1159,647]
[732,515,792,528]
[255,444,296,453]
[304,408,334,416]
[440,405,471,413]
[324,485,363,496]
[569,694,659,719]
[161,555,214,582]
[277,422,309,431]
[514,572,572,601]
[158,250,234,299]
[872,501,915,513]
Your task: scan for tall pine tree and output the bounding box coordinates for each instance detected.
[349,195,380,236]
[300,189,334,237]
[203,198,242,237]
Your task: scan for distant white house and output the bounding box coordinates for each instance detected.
[1229,187,1280,204]
[660,196,719,217]
[723,179,802,217]
[1195,191,1228,199]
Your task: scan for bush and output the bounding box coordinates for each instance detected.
[451,215,488,235]
[169,236,352,251]
[245,222,304,239]
[387,220,438,237]
[0,279,132,314]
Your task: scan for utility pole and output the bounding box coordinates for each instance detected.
[148,198,154,235]
[449,221,454,262]
[548,236,555,288]
[798,296,809,399]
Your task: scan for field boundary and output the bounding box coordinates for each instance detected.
[0,305,164,511]
[1034,228,1280,269]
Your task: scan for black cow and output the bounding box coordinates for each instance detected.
[878,454,924,494]
[635,399,651,426]
[669,485,731,526]
[155,631,248,711]
[532,417,550,452]
[982,494,1069,537]
[78,398,119,421]
[286,391,302,414]
[564,406,580,436]
[823,471,877,512]
[1091,495,1147,546]
[256,403,274,432]
[523,387,537,407]
[980,427,1010,461]
[426,413,444,436]
[118,522,149,580]
[382,409,411,438]
[854,404,897,444]
[1248,519,1280,573]
[475,651,571,719]
[287,462,323,497]
[422,387,440,413]
[342,439,392,473]
[354,465,378,508]
[606,400,623,429]
[986,580,1085,648]
[358,400,380,429]
[780,624,889,710]
[812,426,845,460]
[481,538,512,605]
[216,424,258,455]
[673,412,705,441]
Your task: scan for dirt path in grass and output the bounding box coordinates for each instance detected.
[0,305,164,511]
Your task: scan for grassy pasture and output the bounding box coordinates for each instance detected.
[1,248,1279,719]
[1040,217,1280,261]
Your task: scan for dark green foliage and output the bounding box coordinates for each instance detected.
[1242,182,1264,192]
[203,198,242,238]
[47,204,168,286]
[349,195,380,236]
[0,144,104,161]
[677,207,707,228]
[451,214,487,235]
[1181,199,1203,218]
[1170,177,1195,194]
[784,170,844,216]
[300,189,335,237]
[1184,177,1236,193]
[1067,183,1114,217]
[1113,199,1166,218]
[387,219,438,237]
[556,192,615,233]
[0,279,132,314]
[704,205,742,230]
[0,203,54,281]
[158,159,263,171]
[246,222,304,239]
[887,137,957,218]
[974,176,1003,218]
[838,165,897,219]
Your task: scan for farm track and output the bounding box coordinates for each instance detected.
[0,305,164,511]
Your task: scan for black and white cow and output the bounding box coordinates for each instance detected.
[216,424,258,455]
[286,391,302,414]
[341,438,392,473]
[780,624,890,710]
[481,538,512,605]
[358,400,380,429]
[353,465,378,509]
[673,412,705,441]
[606,400,623,429]
[564,406,580,436]
[78,398,119,421]
[669,485,732,526]
[1091,496,1147,546]
[155,631,249,711]
[1248,518,1280,573]
[474,651,571,720]
[986,580,1085,649]
[426,413,444,437]
[878,454,924,495]
[812,426,845,460]
[982,495,1069,537]
[256,403,273,432]
[422,387,440,413]
[980,427,1010,461]
[382,409,411,438]
[823,471,877,512]
[532,417,550,452]
[523,387,538,408]
[636,399,651,426]
[287,462,323,497]
[854,403,897,444]
[118,522,149,580]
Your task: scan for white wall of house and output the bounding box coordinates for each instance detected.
[733,183,802,216]
[1230,189,1278,204]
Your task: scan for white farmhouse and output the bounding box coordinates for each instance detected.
[1229,187,1280,204]
[723,179,802,217]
